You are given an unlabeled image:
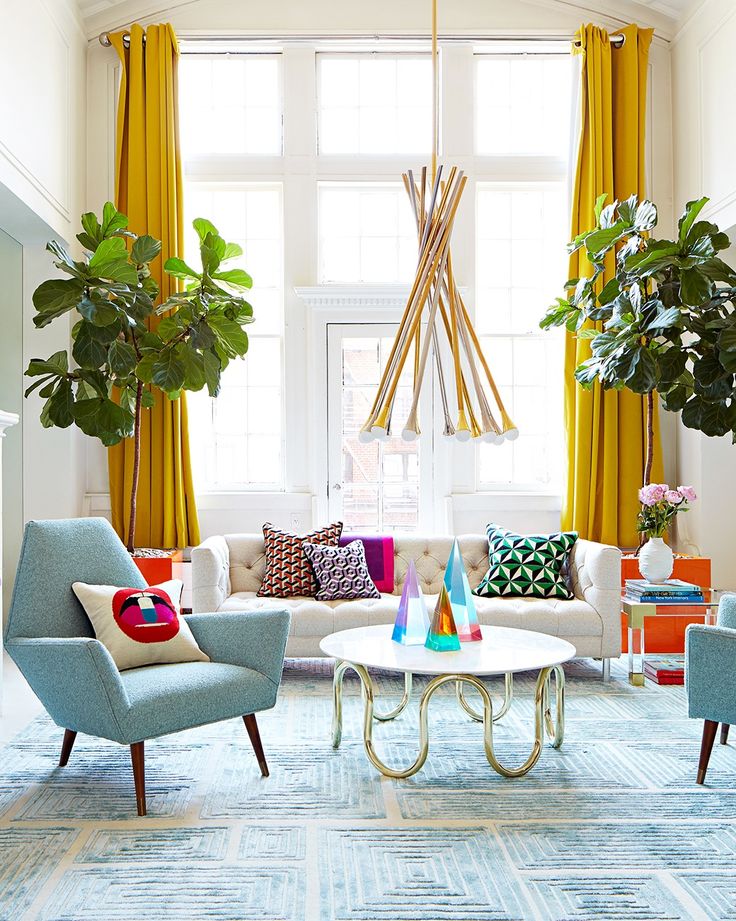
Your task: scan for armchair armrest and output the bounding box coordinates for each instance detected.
[686,623,736,726]
[191,535,231,613]
[718,593,736,630]
[185,609,290,687]
[6,637,131,743]
[568,539,622,657]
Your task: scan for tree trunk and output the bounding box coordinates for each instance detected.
[644,390,655,487]
[126,381,143,554]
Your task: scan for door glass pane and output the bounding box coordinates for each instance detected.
[339,336,419,532]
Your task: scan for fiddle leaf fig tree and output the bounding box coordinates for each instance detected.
[26,204,254,551]
[541,194,736,484]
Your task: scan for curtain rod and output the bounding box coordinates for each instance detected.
[98,31,625,48]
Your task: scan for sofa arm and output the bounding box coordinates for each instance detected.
[686,623,736,725]
[6,637,131,743]
[185,609,290,688]
[191,535,231,613]
[568,538,622,657]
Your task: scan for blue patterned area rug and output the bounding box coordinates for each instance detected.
[1,658,736,921]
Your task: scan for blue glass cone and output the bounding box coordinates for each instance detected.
[392,559,430,645]
[444,539,482,642]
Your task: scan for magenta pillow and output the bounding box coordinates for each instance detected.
[339,534,394,593]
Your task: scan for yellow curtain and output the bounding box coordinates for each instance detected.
[108,23,200,549]
[564,23,663,548]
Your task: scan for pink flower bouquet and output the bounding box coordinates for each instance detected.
[637,483,696,538]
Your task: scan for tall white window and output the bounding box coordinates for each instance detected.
[180,54,285,491]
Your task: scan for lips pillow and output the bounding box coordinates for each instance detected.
[72,579,209,671]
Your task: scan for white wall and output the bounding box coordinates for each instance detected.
[672,0,736,588]
[83,0,676,541]
[0,0,88,592]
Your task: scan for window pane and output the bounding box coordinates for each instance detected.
[183,183,284,490]
[476,56,572,156]
[338,336,419,532]
[318,55,432,155]
[319,183,417,283]
[180,55,282,156]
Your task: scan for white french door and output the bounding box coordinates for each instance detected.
[327,323,435,532]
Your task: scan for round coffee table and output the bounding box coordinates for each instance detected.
[319,624,576,779]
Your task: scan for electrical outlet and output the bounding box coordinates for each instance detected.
[290,513,303,532]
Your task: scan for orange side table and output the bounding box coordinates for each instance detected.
[620,554,711,653]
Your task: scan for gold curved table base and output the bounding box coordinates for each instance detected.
[331,661,565,779]
[456,672,513,723]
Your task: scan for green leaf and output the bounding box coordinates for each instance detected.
[46,239,75,268]
[680,268,713,307]
[718,349,736,373]
[156,316,183,342]
[32,278,85,326]
[212,268,253,289]
[77,291,120,327]
[193,217,219,242]
[131,234,162,265]
[617,194,638,224]
[584,222,626,256]
[88,238,138,284]
[164,257,201,280]
[41,380,75,428]
[101,202,129,237]
[593,194,608,224]
[107,339,137,376]
[178,346,207,391]
[658,348,688,384]
[201,232,226,276]
[72,322,109,370]
[25,350,69,378]
[140,390,155,409]
[72,397,133,445]
[634,200,657,232]
[645,306,681,332]
[80,212,102,247]
[150,350,186,392]
[678,197,709,243]
[682,396,736,437]
[208,314,249,358]
[189,321,217,350]
[222,242,243,261]
[203,349,221,397]
[718,327,736,352]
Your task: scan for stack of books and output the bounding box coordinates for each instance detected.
[643,655,685,685]
[624,579,704,604]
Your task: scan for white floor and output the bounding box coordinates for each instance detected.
[0,653,44,743]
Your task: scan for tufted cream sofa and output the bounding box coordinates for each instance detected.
[192,534,622,677]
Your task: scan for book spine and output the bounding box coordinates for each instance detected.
[628,594,704,603]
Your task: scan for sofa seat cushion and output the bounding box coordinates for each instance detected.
[120,661,276,742]
[217,592,602,640]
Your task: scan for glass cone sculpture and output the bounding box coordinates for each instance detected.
[392,559,430,645]
[444,539,482,642]
[425,583,461,652]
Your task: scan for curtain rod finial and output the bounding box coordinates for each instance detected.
[99,32,112,46]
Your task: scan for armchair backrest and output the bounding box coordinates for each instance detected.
[718,593,736,630]
[5,518,145,641]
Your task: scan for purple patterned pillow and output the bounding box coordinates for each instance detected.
[303,540,380,601]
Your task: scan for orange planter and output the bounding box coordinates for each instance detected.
[132,550,183,586]
[621,554,711,653]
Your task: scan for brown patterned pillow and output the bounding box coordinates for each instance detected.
[257,521,343,597]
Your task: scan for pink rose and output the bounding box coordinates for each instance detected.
[678,485,697,502]
[665,489,684,505]
[639,484,663,506]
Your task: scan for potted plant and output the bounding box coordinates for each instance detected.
[25,203,254,556]
[636,484,696,581]
[541,194,736,558]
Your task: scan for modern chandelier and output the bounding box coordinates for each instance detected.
[359,0,517,445]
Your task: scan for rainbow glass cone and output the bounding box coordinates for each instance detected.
[392,559,430,645]
[444,538,482,642]
[425,583,461,652]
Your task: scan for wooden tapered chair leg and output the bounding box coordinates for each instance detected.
[697,719,719,784]
[130,742,146,816]
[58,729,77,767]
[721,723,730,745]
[243,714,269,777]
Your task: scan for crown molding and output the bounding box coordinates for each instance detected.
[0,411,20,435]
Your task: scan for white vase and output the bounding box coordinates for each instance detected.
[639,537,674,583]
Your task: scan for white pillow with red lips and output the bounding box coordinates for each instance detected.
[72,579,209,672]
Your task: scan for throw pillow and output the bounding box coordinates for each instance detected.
[257,521,343,597]
[71,579,209,671]
[303,539,380,601]
[339,534,394,592]
[475,524,578,599]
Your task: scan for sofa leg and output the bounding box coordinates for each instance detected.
[243,714,269,777]
[59,729,77,767]
[721,723,730,746]
[130,742,146,816]
[697,720,718,784]
[601,659,611,682]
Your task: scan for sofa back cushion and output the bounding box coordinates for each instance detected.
[226,535,267,594]
[393,536,488,595]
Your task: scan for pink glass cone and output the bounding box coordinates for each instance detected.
[392,559,430,645]
[425,584,461,652]
[443,538,482,642]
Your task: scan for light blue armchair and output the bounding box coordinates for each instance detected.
[4,518,290,815]
[686,593,736,784]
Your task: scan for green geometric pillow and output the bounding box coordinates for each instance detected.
[474,524,578,599]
